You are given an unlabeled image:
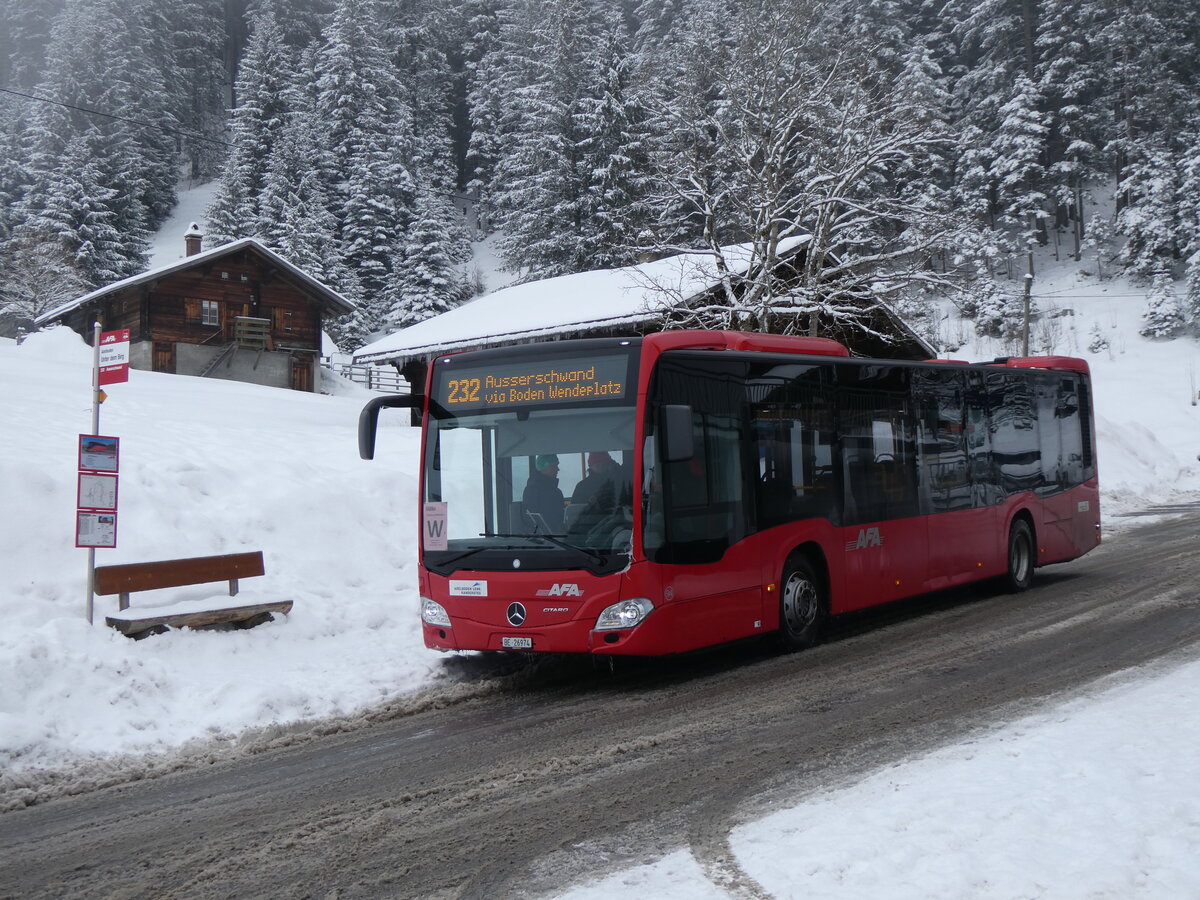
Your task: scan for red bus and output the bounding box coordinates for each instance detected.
[359,330,1099,655]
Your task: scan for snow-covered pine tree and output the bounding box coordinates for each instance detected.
[13,130,129,288]
[1081,213,1116,280]
[576,28,653,268]
[993,74,1050,247]
[1036,0,1106,259]
[93,0,179,232]
[17,0,175,276]
[1181,133,1200,333]
[0,225,89,330]
[383,0,472,266]
[1140,269,1185,338]
[207,0,298,244]
[388,191,462,330]
[972,276,1034,344]
[490,0,616,278]
[167,0,227,180]
[0,0,67,90]
[1185,250,1200,334]
[0,104,28,246]
[1092,0,1198,213]
[314,0,419,337]
[1115,145,1179,279]
[461,0,508,231]
[273,0,335,52]
[631,0,685,58]
[257,113,344,286]
[1086,323,1110,355]
[932,0,1048,256]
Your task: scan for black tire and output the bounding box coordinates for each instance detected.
[1005,518,1035,592]
[776,555,827,652]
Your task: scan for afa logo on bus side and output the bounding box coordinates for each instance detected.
[846,527,884,551]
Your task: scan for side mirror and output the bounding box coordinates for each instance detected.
[359,394,421,459]
[660,404,694,463]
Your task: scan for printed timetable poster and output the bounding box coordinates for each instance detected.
[77,472,118,511]
[79,434,119,472]
[76,512,117,548]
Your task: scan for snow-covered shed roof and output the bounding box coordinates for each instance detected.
[354,238,935,367]
[35,237,355,326]
[354,240,812,366]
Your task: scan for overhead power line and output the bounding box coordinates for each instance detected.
[0,86,232,148]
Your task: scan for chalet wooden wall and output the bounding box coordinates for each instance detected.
[70,247,323,355]
[55,243,339,393]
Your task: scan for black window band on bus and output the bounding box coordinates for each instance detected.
[646,351,1096,563]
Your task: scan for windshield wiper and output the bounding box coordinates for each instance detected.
[484,532,608,565]
[430,545,497,570]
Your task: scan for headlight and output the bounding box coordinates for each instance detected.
[421,597,451,627]
[595,597,654,631]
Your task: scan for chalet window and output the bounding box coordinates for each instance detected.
[200,300,220,326]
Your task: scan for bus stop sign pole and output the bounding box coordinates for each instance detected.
[86,322,101,624]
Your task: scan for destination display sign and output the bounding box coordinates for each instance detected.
[436,353,631,412]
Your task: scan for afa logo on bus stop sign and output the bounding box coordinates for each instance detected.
[98,329,130,385]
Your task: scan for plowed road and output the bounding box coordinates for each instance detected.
[3,512,1199,900]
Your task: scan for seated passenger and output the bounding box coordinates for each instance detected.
[568,451,621,535]
[523,454,565,533]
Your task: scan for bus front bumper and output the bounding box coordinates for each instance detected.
[422,613,670,656]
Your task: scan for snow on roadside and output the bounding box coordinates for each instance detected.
[556,653,1200,900]
[0,327,443,788]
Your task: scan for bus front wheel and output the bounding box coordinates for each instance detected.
[777,555,826,652]
[1005,518,1035,592]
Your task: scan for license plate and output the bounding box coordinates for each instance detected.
[502,636,533,650]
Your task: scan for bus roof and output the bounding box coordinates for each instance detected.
[644,330,850,357]
[988,355,1092,376]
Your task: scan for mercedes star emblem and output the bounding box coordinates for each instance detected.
[506,602,527,627]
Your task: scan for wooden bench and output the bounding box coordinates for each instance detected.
[96,552,291,637]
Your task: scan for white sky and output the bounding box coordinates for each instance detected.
[2,186,1199,896]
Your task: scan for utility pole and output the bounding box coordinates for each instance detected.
[1022,225,1035,357]
[1022,272,1033,357]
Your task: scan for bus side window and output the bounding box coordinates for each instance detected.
[914,368,970,514]
[747,363,836,530]
[1057,376,1085,488]
[838,365,918,524]
[965,373,998,507]
[987,372,1041,496]
[1035,374,1065,492]
[1078,377,1096,480]
[647,356,750,564]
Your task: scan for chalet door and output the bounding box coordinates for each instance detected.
[290,356,313,392]
[152,342,176,374]
[222,302,251,342]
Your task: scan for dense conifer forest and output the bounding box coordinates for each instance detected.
[1,0,1198,348]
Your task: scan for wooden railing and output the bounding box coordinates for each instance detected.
[320,357,409,393]
[234,316,271,349]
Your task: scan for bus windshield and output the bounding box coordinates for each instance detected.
[422,346,638,575]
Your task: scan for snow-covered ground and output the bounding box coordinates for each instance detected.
[146,180,220,270]
[560,652,1200,900]
[2,196,1199,895]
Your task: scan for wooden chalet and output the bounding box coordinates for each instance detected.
[35,227,354,393]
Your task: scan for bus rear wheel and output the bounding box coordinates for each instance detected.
[1005,518,1035,592]
[777,555,826,652]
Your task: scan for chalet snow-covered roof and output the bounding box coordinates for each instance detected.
[35,237,355,326]
[354,239,819,366]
